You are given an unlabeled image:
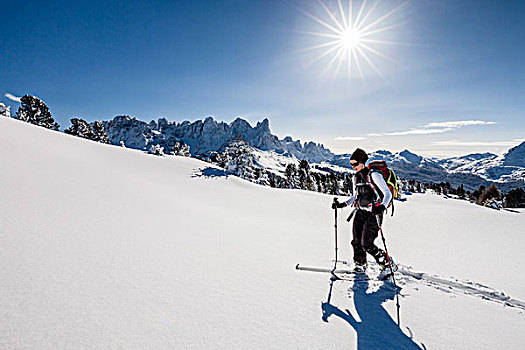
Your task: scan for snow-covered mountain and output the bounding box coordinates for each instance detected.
[102,115,334,163]
[2,116,525,349]
[101,115,524,191]
[437,143,525,184]
[332,149,512,191]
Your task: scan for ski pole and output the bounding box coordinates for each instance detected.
[332,198,339,272]
[377,216,401,327]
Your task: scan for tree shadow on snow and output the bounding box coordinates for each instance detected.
[321,279,423,349]
[191,167,229,179]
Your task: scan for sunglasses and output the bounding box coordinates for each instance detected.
[350,161,359,167]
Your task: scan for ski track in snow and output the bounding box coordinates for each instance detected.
[335,261,525,311]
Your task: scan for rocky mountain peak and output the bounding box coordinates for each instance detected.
[102,115,334,162]
[399,149,423,164]
[504,141,525,167]
[255,118,270,133]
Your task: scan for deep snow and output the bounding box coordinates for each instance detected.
[1,117,524,349]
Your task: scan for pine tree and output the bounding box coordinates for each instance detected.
[15,95,59,130]
[285,163,298,189]
[91,121,109,143]
[504,188,525,208]
[297,160,315,191]
[0,103,11,118]
[342,174,353,195]
[456,184,466,199]
[218,139,256,180]
[328,173,339,195]
[268,173,277,188]
[478,184,501,205]
[471,185,486,202]
[312,173,322,193]
[65,118,94,139]
[171,141,191,156]
[148,144,164,156]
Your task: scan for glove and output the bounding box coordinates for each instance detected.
[372,203,386,215]
[332,201,347,209]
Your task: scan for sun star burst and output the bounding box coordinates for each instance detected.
[299,0,407,84]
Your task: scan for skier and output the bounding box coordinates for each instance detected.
[332,148,398,278]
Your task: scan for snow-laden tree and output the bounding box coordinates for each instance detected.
[218,139,257,181]
[298,160,315,191]
[267,172,285,188]
[148,144,164,156]
[284,163,298,189]
[0,103,11,118]
[342,174,353,195]
[171,141,191,157]
[15,95,59,130]
[65,118,94,139]
[92,121,109,143]
[327,173,340,195]
[312,172,324,193]
[253,168,271,186]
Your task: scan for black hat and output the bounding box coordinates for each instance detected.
[350,148,368,164]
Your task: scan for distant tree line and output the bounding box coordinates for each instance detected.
[65,118,109,143]
[212,140,525,208]
[425,181,525,209]
[147,141,191,157]
[9,94,110,145]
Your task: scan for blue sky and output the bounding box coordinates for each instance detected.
[1,0,524,157]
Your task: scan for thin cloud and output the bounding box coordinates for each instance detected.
[4,93,21,102]
[368,127,454,136]
[334,136,366,141]
[424,120,497,128]
[432,139,525,147]
[368,120,496,137]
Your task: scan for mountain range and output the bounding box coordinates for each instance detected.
[101,115,524,192]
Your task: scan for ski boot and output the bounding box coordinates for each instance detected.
[353,261,367,274]
[378,256,398,280]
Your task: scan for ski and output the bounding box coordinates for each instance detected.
[295,264,370,281]
[295,263,355,275]
[297,263,399,282]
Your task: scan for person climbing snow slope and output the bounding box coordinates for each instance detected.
[332,148,398,279]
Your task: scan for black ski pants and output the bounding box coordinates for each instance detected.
[351,210,384,264]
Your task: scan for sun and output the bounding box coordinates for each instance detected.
[297,0,407,83]
[341,27,362,50]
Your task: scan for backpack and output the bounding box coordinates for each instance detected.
[367,160,399,210]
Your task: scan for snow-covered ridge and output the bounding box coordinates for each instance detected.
[101,115,524,191]
[437,144,525,184]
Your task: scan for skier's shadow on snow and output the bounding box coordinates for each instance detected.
[322,279,423,349]
[192,167,229,179]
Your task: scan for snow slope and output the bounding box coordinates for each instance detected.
[1,117,524,349]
